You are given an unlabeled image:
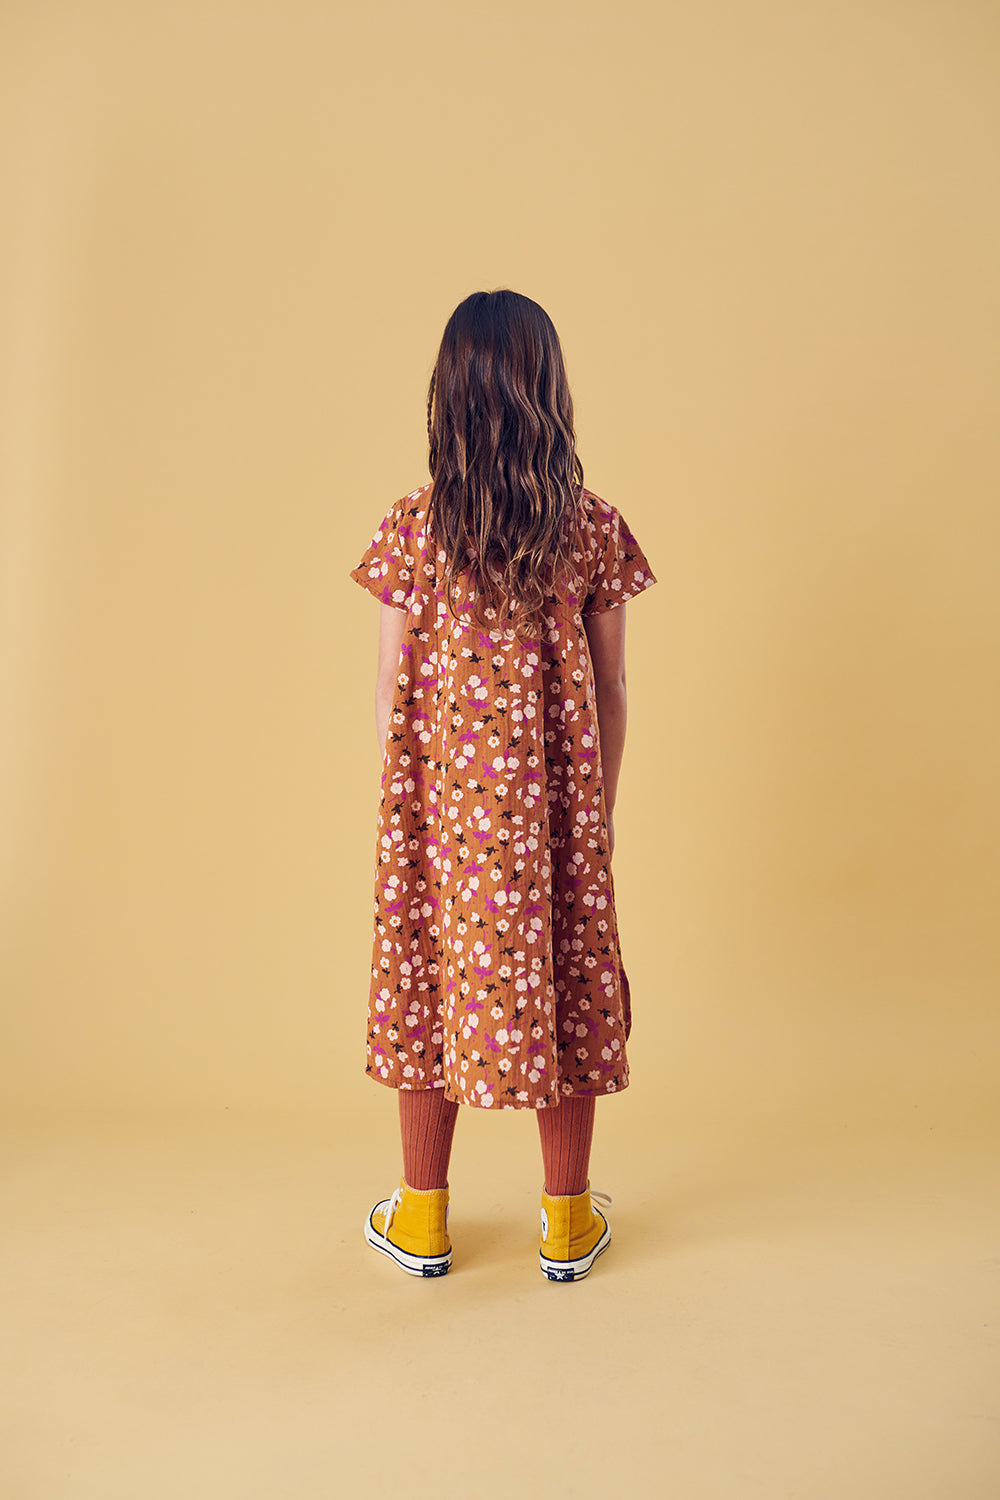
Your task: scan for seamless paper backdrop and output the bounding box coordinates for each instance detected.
[0,0,997,1132]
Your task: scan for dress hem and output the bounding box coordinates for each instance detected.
[365,1068,630,1110]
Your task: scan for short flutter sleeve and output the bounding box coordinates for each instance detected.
[349,495,417,612]
[581,500,658,616]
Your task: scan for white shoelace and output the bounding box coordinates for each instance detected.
[541,1187,614,1243]
[379,1185,404,1240]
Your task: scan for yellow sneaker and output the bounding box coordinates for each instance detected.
[539,1178,613,1281]
[364,1174,452,1277]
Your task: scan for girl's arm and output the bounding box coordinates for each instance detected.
[375,602,408,753]
[583,603,628,819]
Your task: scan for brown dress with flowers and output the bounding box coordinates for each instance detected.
[349,482,657,1109]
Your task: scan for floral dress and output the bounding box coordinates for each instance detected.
[349,482,657,1109]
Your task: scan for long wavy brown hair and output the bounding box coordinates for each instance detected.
[424,289,589,640]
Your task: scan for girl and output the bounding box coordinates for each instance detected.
[349,289,657,1281]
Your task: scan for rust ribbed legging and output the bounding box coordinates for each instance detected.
[398,1085,595,1195]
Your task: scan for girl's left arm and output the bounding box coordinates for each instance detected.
[375,601,408,753]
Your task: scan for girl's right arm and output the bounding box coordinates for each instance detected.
[583,604,628,857]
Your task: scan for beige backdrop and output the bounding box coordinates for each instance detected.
[2,0,996,1124]
[1,3,998,1497]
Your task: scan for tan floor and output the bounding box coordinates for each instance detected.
[2,1095,997,1500]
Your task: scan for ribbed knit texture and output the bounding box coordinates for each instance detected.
[536,1093,596,1195]
[398,1086,459,1189]
[398,1086,596,1195]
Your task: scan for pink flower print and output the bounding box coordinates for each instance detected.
[354,485,653,1108]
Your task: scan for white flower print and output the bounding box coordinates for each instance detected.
[350,484,655,1107]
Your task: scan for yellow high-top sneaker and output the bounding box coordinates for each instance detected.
[364,1174,452,1277]
[539,1178,613,1281]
